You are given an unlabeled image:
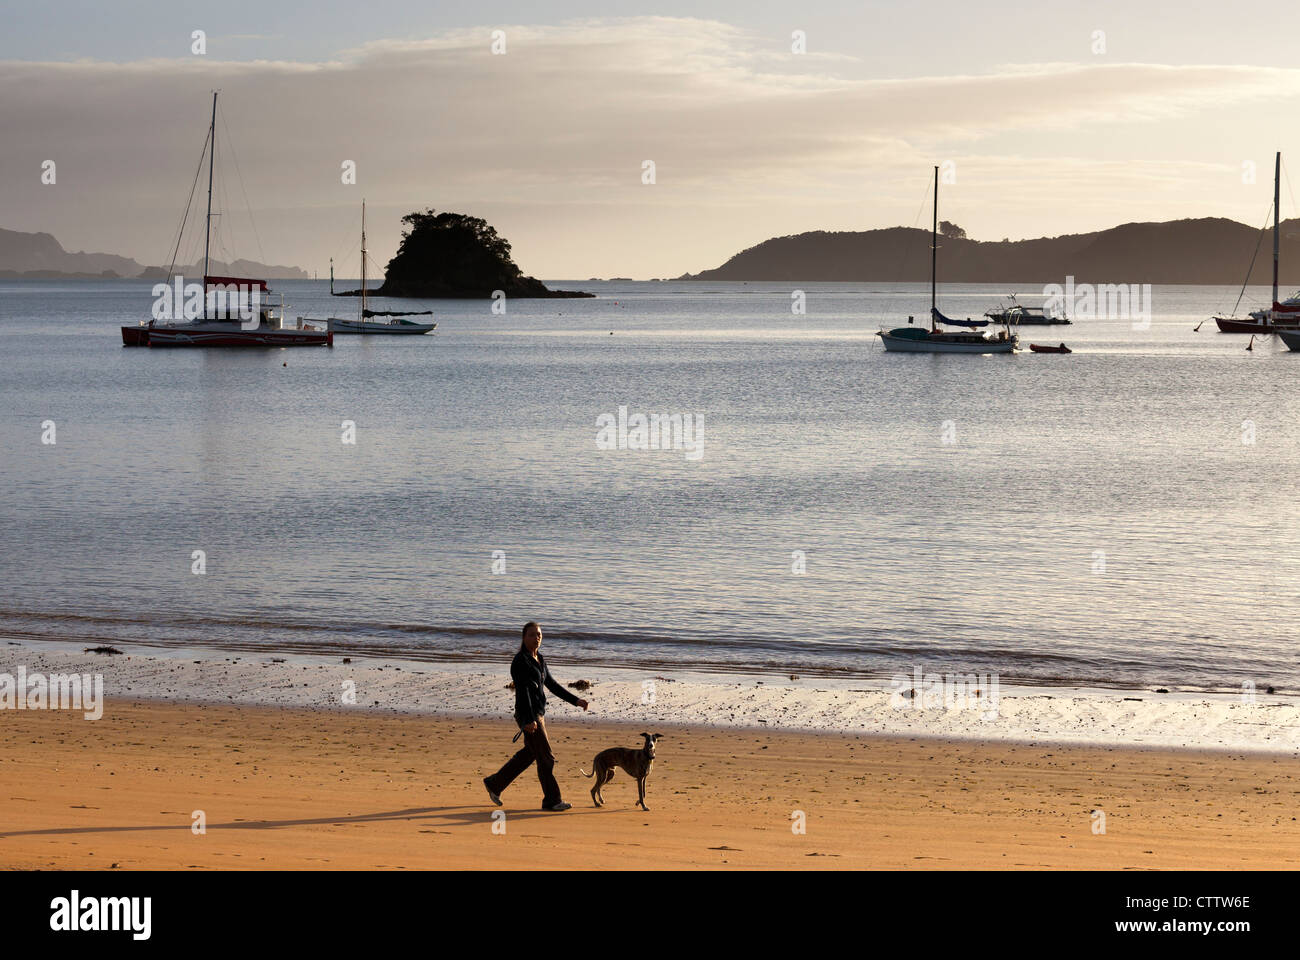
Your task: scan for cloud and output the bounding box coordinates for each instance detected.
[2,16,1297,277]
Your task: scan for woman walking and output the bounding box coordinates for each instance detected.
[483,622,589,811]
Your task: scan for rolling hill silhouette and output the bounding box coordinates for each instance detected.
[680,217,1300,286]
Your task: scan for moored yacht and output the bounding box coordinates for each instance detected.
[878,311,1018,353]
[120,93,331,349]
[326,201,436,335]
[1212,152,1300,334]
[984,295,1071,326]
[877,166,1018,354]
[137,278,331,347]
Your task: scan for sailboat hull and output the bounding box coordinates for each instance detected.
[1276,329,1300,351]
[327,318,436,334]
[1213,316,1300,334]
[142,322,332,347]
[877,331,1017,353]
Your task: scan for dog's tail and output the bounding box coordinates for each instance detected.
[579,762,595,778]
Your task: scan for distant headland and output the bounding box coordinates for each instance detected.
[678,217,1300,286]
[335,210,592,299]
[0,227,308,280]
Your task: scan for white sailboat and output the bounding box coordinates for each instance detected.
[877,166,1018,354]
[327,200,437,335]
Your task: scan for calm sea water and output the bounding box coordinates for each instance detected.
[2,278,1298,693]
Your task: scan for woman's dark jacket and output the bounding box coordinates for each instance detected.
[512,647,582,726]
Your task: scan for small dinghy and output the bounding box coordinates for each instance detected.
[1029,343,1071,353]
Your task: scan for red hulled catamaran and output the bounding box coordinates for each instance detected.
[121,93,330,348]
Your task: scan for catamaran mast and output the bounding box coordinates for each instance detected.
[360,200,367,319]
[1273,151,1281,311]
[202,91,217,321]
[931,165,938,332]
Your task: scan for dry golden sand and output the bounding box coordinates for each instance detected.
[0,699,1297,869]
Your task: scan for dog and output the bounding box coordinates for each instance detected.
[580,732,662,810]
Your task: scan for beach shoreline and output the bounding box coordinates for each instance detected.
[3,639,1297,754]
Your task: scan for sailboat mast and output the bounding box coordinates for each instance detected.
[931,165,938,332]
[1273,151,1281,309]
[202,91,217,320]
[360,200,367,318]
[329,258,334,295]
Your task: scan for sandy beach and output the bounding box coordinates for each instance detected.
[3,697,1297,870]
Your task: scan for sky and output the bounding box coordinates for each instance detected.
[3,1,1300,279]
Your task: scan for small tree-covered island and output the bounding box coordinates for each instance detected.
[339,210,592,299]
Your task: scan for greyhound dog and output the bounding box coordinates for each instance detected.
[580,733,662,810]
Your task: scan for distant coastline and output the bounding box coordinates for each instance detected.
[17,213,1300,288]
[0,226,309,280]
[1,269,128,280]
[679,216,1300,286]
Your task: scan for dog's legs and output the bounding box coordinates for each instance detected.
[637,775,649,811]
